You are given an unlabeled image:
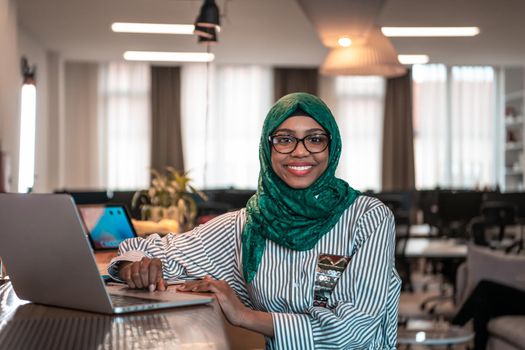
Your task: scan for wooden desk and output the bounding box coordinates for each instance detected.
[409,224,438,237]
[0,281,233,349]
[397,224,439,238]
[403,238,467,259]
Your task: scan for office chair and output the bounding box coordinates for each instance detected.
[470,201,520,253]
[419,191,483,315]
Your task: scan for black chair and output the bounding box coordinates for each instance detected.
[469,201,520,252]
[418,191,483,315]
[484,192,525,251]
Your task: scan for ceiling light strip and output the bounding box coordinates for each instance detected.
[382,27,480,37]
[398,55,430,65]
[112,22,195,35]
[123,51,215,62]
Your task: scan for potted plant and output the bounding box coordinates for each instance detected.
[132,167,207,233]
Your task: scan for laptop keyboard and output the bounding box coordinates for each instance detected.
[108,293,163,307]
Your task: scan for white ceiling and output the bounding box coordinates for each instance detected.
[15,0,525,66]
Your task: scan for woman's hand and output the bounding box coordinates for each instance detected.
[118,257,167,292]
[176,276,249,326]
[176,276,274,336]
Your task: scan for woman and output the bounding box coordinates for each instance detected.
[110,92,400,349]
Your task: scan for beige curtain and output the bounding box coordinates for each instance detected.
[381,70,415,191]
[151,66,184,172]
[63,62,102,189]
[273,68,318,101]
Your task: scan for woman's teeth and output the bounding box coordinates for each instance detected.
[287,165,312,171]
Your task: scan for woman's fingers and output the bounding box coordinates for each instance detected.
[139,259,151,288]
[118,261,133,287]
[156,278,167,291]
[130,262,145,288]
[118,258,164,290]
[149,259,164,290]
[177,277,248,327]
[177,279,212,292]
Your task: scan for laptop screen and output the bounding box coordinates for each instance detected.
[78,204,137,250]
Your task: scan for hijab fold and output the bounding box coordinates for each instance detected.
[242,92,360,283]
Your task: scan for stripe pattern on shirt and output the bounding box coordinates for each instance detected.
[109,195,400,349]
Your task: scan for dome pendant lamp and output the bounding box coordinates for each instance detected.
[321,26,406,77]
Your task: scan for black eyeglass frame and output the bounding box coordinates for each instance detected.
[268,133,332,154]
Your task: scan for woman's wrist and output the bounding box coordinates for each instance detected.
[237,308,274,337]
[231,305,252,328]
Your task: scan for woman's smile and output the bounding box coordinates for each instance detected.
[285,163,315,176]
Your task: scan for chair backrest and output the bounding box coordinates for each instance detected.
[468,218,490,246]
[469,201,518,245]
[456,244,525,305]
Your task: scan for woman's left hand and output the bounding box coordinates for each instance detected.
[176,276,250,327]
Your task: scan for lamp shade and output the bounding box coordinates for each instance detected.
[320,27,406,77]
[196,0,220,29]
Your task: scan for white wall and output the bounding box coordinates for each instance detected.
[0,1,58,193]
[1,0,96,193]
[0,0,20,191]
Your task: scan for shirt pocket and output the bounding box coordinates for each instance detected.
[313,254,352,307]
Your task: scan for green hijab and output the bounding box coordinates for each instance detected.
[242,92,360,283]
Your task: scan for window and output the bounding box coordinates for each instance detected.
[181,64,272,189]
[182,69,386,191]
[98,63,151,190]
[412,64,498,189]
[321,76,386,191]
[18,81,37,193]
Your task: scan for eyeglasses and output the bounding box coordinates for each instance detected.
[268,134,331,154]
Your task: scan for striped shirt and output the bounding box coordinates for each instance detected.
[109,195,400,349]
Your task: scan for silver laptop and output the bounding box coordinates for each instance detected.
[0,193,212,314]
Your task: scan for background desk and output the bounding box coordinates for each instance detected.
[403,238,467,259]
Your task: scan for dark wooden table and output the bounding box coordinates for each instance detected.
[0,280,233,349]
